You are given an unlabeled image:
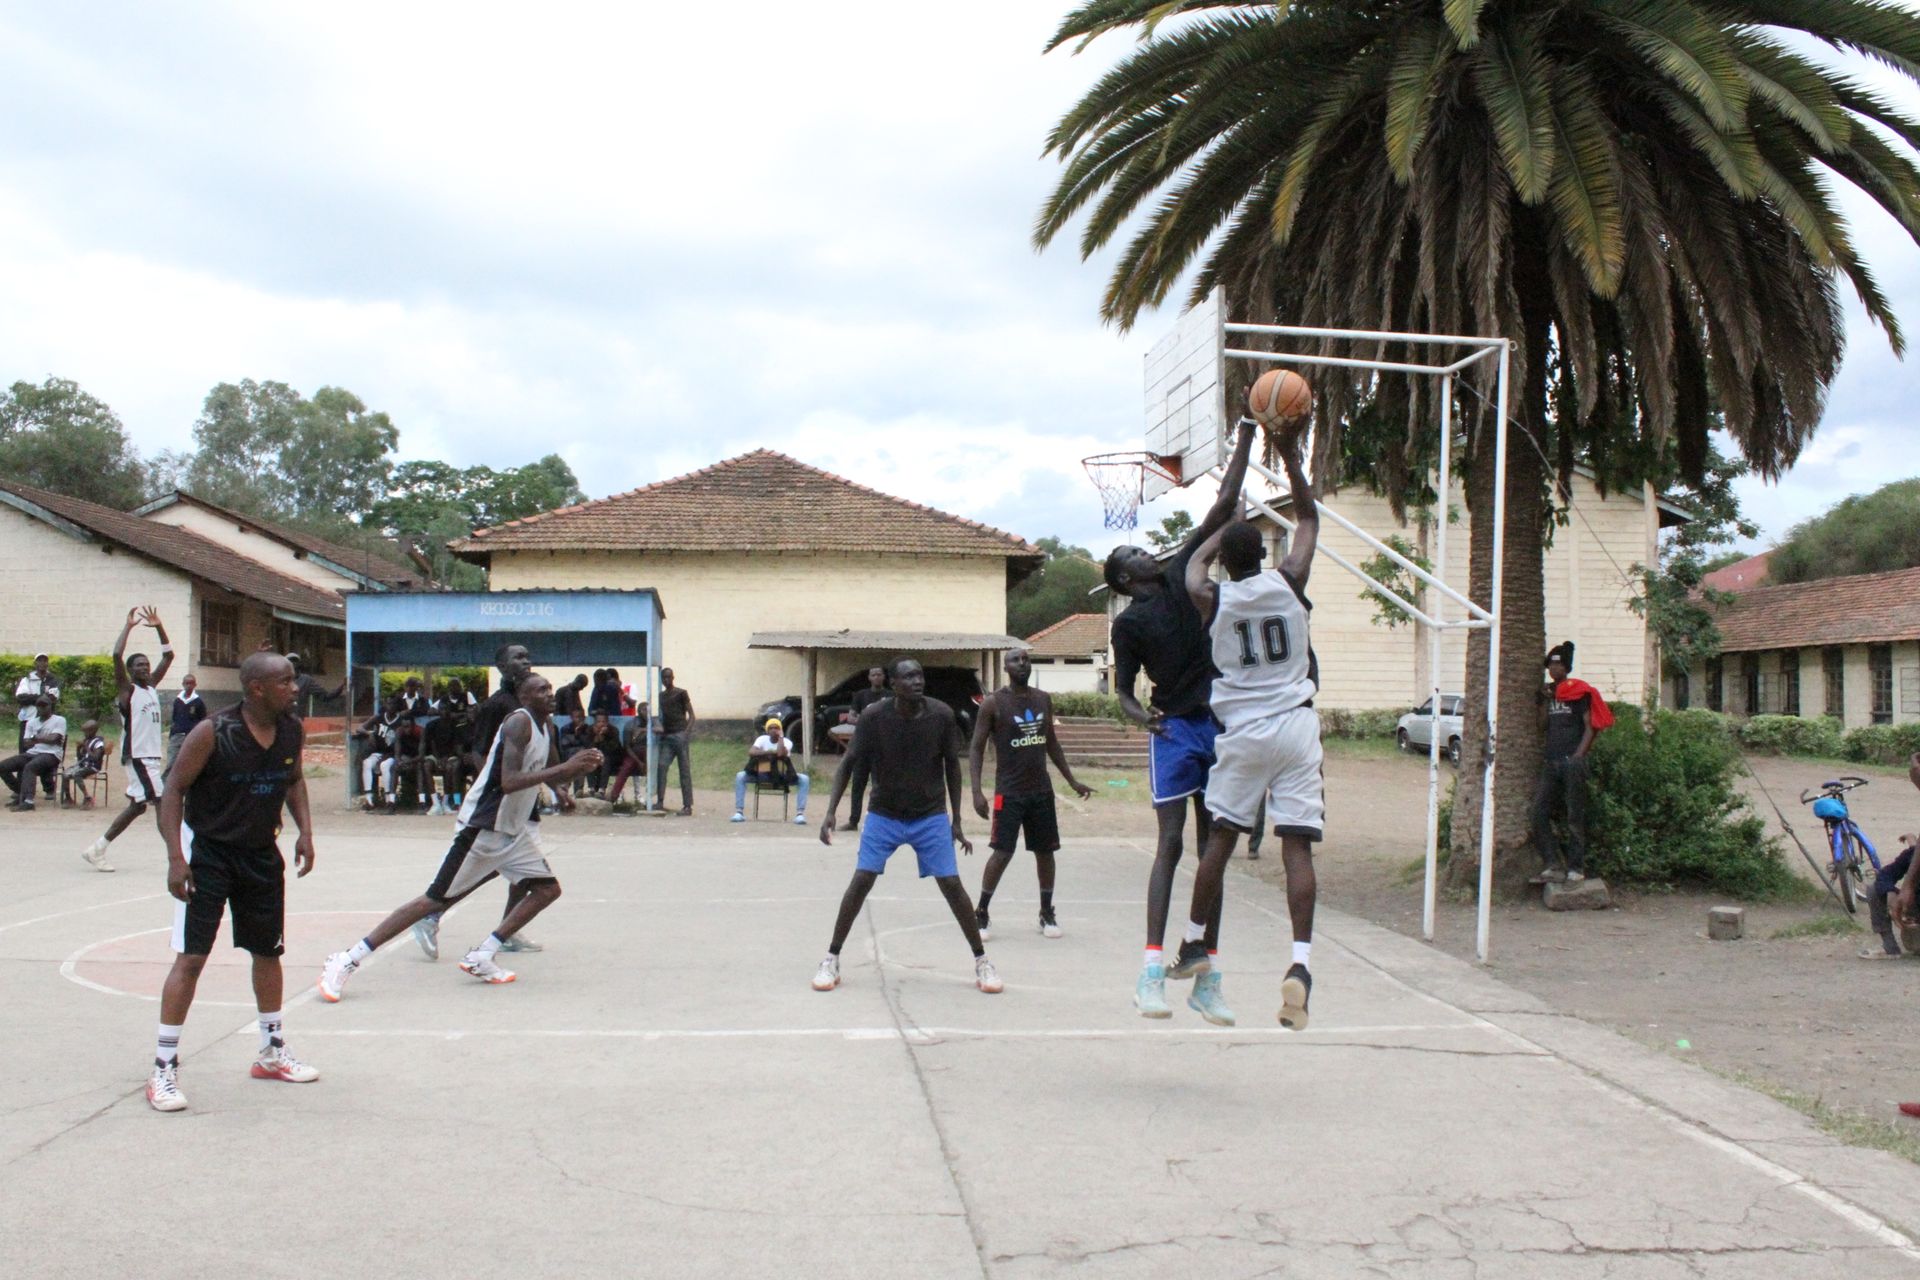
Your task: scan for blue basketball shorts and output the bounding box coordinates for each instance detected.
[856,812,958,879]
[1148,711,1218,807]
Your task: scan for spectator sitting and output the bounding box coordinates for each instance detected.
[606,707,652,806]
[352,694,405,810]
[61,719,107,807]
[168,673,207,763]
[14,652,60,753]
[555,673,589,723]
[581,711,622,796]
[422,678,476,815]
[731,717,809,825]
[1,693,65,810]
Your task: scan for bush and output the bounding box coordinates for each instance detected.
[1737,714,1845,758]
[1583,704,1797,899]
[1319,707,1403,740]
[378,667,490,700]
[1842,722,1920,767]
[0,653,122,725]
[1051,692,1129,723]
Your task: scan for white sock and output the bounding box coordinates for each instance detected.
[1184,920,1206,944]
[156,1022,183,1067]
[1293,941,1312,968]
[347,938,374,964]
[1143,945,1163,969]
[1208,951,1221,973]
[476,933,504,958]
[257,1011,282,1053]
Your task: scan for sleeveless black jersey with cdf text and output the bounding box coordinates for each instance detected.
[185,706,304,849]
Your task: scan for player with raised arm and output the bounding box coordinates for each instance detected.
[810,658,1001,995]
[1181,427,1321,1030]
[82,606,176,873]
[317,673,602,1001]
[1103,420,1257,1017]
[146,651,318,1112]
[967,648,1093,940]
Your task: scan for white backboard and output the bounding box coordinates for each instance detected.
[1142,287,1227,499]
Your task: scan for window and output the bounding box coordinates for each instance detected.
[1706,659,1723,712]
[1673,673,1690,710]
[1743,654,1761,716]
[1824,648,1845,719]
[1870,644,1893,724]
[1442,696,1464,716]
[1780,649,1800,717]
[270,619,338,662]
[1903,666,1920,715]
[199,600,239,667]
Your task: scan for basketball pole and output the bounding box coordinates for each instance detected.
[1423,374,1453,943]
[1476,340,1513,964]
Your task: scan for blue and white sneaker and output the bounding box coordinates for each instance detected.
[1188,971,1236,1026]
[1134,963,1171,1019]
[412,916,439,961]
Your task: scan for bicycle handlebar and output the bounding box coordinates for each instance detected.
[1799,776,1870,805]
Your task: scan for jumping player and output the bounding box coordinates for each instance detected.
[317,673,601,1001]
[967,648,1093,940]
[1180,428,1321,1029]
[147,651,319,1112]
[811,658,1001,995]
[82,606,175,873]
[1104,419,1257,1017]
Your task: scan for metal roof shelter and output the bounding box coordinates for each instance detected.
[345,588,667,806]
[748,629,1025,769]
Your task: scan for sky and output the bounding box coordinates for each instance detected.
[0,1,1915,561]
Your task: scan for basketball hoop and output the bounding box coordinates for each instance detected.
[1082,452,1179,531]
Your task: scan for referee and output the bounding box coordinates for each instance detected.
[146,651,320,1113]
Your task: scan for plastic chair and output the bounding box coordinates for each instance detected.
[747,760,791,821]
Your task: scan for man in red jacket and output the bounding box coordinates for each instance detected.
[1535,642,1610,885]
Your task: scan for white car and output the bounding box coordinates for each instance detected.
[1397,695,1464,763]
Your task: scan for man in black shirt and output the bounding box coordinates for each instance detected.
[968,648,1092,940]
[146,651,318,1112]
[284,651,345,715]
[554,673,589,723]
[840,666,890,830]
[653,667,696,815]
[1104,418,1255,1017]
[1535,642,1595,884]
[812,658,1002,994]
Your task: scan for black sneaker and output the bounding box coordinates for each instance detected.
[1038,908,1062,939]
[1279,963,1313,1031]
[974,908,991,942]
[1167,939,1212,980]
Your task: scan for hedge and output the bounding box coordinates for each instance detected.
[376,668,491,700]
[0,654,122,725]
[1702,709,1920,767]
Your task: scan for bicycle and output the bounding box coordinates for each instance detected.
[1799,776,1883,914]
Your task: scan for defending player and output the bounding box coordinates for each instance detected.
[1180,430,1321,1030]
[82,606,176,873]
[146,651,319,1112]
[967,648,1093,940]
[1104,418,1257,1016]
[811,658,1001,995]
[318,674,601,1000]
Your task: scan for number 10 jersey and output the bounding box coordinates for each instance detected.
[1208,569,1316,730]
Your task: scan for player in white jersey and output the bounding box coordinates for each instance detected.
[1177,433,1322,1030]
[82,607,176,873]
[316,673,603,1000]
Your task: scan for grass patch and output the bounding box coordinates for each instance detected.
[1325,736,1408,762]
[1711,1066,1920,1166]
[1769,914,1861,940]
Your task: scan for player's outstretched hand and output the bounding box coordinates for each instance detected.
[138,605,162,628]
[567,749,604,777]
[819,814,836,846]
[294,833,316,878]
[167,861,194,903]
[972,793,990,821]
[1070,779,1094,801]
[954,822,973,856]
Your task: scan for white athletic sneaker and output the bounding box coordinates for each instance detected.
[730,812,745,823]
[81,837,114,873]
[811,955,841,991]
[1038,909,1062,939]
[498,934,542,953]
[317,952,357,1003]
[250,1043,320,1083]
[412,917,439,960]
[974,955,1004,994]
[459,950,516,984]
[147,1059,186,1112]
[793,813,808,825]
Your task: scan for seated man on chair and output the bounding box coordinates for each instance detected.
[732,717,809,825]
[1,693,65,810]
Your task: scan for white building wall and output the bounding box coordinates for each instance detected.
[141,503,361,592]
[0,505,196,662]
[1028,658,1104,694]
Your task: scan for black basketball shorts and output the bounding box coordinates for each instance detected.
[171,836,286,957]
[989,791,1061,855]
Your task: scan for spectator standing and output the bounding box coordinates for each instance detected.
[840,667,890,831]
[14,653,60,752]
[62,719,107,807]
[588,668,624,719]
[555,674,589,724]
[1534,642,1612,885]
[606,710,651,806]
[732,717,810,825]
[653,668,696,815]
[284,653,345,715]
[169,674,207,764]
[1,693,65,809]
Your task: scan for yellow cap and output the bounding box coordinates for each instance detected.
[765,717,783,730]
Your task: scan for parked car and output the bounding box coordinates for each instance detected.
[756,666,984,753]
[1396,695,1465,763]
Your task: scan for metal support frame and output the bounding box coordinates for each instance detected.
[1197,324,1512,962]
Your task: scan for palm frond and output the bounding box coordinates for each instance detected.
[1472,21,1559,202]
[1384,20,1455,181]
[1544,64,1628,293]
[1594,0,1750,130]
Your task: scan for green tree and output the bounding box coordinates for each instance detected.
[0,377,150,508]
[1770,477,1920,583]
[186,380,398,521]
[1631,447,1758,681]
[364,455,586,589]
[1037,0,1920,893]
[1008,536,1106,637]
[1142,509,1194,551]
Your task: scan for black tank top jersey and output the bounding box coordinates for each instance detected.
[185,706,304,849]
[988,687,1054,798]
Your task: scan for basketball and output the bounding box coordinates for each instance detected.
[1248,369,1312,429]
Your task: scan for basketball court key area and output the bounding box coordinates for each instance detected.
[7,812,1920,1277]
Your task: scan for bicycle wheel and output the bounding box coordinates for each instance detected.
[1838,831,1869,915]
[1832,832,1859,914]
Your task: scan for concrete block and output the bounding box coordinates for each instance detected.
[1708,905,1745,940]
[1544,877,1611,911]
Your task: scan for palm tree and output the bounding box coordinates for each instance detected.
[1037,0,1920,889]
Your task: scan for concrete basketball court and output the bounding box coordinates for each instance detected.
[7,807,1920,1278]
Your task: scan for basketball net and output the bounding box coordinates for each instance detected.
[1081,452,1177,531]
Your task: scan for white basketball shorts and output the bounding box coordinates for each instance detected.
[1203,705,1324,840]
